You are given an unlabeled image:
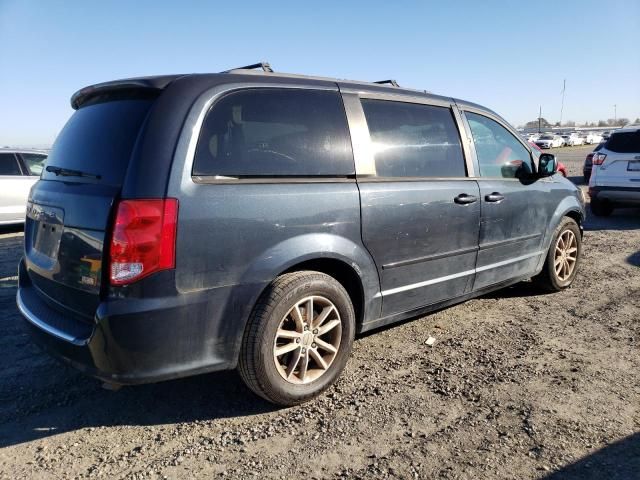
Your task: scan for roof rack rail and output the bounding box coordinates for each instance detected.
[224,62,274,73]
[374,79,400,87]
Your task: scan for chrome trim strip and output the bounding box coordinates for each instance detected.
[475,250,543,272]
[377,250,544,297]
[479,233,542,250]
[192,176,356,185]
[382,245,479,270]
[16,290,88,346]
[451,104,476,177]
[341,92,376,176]
[376,268,475,297]
[341,88,452,108]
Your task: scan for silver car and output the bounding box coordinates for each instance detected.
[0,149,47,225]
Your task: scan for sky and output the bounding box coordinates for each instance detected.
[1,0,639,147]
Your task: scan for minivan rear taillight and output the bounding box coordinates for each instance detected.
[109,199,178,285]
[592,153,607,165]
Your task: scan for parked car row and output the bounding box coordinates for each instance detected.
[523,131,604,148]
[534,134,565,149]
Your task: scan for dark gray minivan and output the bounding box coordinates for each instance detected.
[17,64,586,405]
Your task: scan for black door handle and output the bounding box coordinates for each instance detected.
[485,192,505,203]
[454,193,478,205]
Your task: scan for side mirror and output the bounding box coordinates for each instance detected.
[538,153,557,177]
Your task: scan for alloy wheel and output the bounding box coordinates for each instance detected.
[273,296,342,384]
[554,230,578,281]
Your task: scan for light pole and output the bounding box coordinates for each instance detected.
[614,104,617,125]
[538,105,542,133]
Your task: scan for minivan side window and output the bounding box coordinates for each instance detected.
[193,89,354,177]
[465,112,532,179]
[0,153,23,176]
[361,99,465,178]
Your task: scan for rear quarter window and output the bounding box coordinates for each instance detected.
[193,89,354,177]
[606,131,640,153]
[42,99,154,185]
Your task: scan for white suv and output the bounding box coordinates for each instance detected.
[588,126,640,216]
[0,149,48,225]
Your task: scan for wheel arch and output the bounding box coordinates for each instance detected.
[534,196,585,273]
[239,232,382,329]
[280,257,366,330]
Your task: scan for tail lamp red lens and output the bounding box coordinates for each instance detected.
[592,153,607,165]
[109,198,178,285]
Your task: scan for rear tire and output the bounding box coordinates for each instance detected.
[533,217,582,292]
[239,271,355,406]
[590,198,613,217]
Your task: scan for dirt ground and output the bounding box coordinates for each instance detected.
[1,145,638,479]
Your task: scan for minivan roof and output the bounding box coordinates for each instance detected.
[70,69,501,119]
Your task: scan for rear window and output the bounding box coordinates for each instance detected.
[42,99,154,185]
[193,89,354,177]
[606,131,640,153]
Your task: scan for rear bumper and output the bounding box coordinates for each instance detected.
[589,186,640,207]
[17,259,264,385]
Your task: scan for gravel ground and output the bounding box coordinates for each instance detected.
[1,145,638,479]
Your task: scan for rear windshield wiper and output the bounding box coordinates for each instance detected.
[45,165,102,180]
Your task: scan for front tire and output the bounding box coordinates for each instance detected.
[239,271,355,406]
[533,217,582,292]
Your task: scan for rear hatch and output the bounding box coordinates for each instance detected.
[24,93,157,320]
[594,130,640,188]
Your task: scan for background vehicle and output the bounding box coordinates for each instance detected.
[563,133,585,146]
[0,149,47,225]
[583,143,604,182]
[524,132,540,143]
[535,134,563,149]
[17,66,586,406]
[588,126,640,215]
[584,132,603,144]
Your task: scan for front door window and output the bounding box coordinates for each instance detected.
[465,112,533,178]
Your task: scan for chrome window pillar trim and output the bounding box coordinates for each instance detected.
[340,87,452,108]
[452,104,477,177]
[168,82,339,196]
[341,92,376,176]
